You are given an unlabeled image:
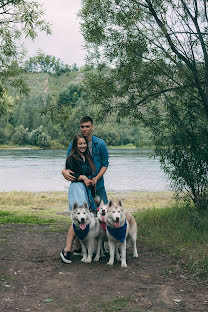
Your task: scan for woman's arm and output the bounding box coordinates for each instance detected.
[77,175,92,187]
[66,155,92,186]
[66,156,82,180]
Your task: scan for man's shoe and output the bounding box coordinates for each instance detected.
[73,248,82,256]
[60,250,72,263]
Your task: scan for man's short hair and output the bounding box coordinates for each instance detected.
[80,116,93,124]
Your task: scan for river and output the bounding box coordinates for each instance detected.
[0,148,170,192]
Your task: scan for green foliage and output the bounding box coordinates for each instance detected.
[80,0,208,207]
[28,126,51,148]
[24,53,71,75]
[0,67,152,148]
[11,125,29,145]
[57,82,83,109]
[0,0,51,117]
[0,123,15,144]
[0,89,14,119]
[134,201,208,281]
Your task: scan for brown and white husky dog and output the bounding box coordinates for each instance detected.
[106,199,138,267]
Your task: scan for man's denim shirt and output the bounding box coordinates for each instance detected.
[67,135,109,190]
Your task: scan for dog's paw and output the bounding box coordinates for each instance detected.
[93,256,99,262]
[133,253,138,258]
[81,257,87,263]
[85,258,92,263]
[107,261,114,266]
[121,263,127,268]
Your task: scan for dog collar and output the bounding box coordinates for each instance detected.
[73,223,90,240]
[107,220,127,243]
[99,220,106,231]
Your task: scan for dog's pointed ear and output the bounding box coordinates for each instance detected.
[118,199,122,206]
[108,199,113,207]
[83,201,88,209]
[73,202,78,210]
[100,200,104,206]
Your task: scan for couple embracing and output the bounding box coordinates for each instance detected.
[60,116,109,263]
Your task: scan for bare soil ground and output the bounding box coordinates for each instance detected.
[0,224,208,312]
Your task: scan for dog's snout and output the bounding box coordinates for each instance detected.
[81,217,85,223]
[116,217,119,222]
[101,210,106,216]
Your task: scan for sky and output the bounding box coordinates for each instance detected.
[24,0,86,66]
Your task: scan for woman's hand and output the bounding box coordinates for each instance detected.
[80,175,92,187]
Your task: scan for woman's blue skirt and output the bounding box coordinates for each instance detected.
[68,182,90,211]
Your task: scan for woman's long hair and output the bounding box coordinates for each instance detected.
[70,133,90,162]
[66,134,96,173]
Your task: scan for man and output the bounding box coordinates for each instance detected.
[60,116,109,263]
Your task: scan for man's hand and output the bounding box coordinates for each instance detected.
[62,169,76,181]
[91,177,97,186]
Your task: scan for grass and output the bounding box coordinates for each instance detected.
[134,202,208,282]
[0,211,55,225]
[107,144,137,149]
[0,190,208,281]
[0,144,39,149]
[0,191,70,230]
[99,295,136,312]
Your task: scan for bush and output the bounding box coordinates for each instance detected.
[28,126,51,148]
[11,125,29,145]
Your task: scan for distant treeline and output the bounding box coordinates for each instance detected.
[0,54,152,148]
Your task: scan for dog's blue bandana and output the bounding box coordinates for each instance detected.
[107,220,127,243]
[73,223,90,240]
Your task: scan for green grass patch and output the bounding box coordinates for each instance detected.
[135,202,208,282]
[0,144,39,149]
[98,295,137,312]
[107,143,137,149]
[0,211,55,225]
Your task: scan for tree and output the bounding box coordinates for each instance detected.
[80,0,208,207]
[11,125,29,145]
[28,125,51,148]
[0,0,51,117]
[24,53,71,75]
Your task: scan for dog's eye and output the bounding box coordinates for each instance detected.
[77,212,80,215]
[113,211,115,213]
[83,212,86,214]
[118,210,120,213]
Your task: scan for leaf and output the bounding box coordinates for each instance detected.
[44,298,53,303]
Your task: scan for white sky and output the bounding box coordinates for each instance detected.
[24,0,86,66]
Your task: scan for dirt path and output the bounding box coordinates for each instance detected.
[0,224,208,312]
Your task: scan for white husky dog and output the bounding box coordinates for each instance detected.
[72,201,100,263]
[106,199,138,268]
[94,200,108,261]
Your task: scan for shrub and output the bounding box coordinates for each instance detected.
[28,126,51,148]
[11,125,29,145]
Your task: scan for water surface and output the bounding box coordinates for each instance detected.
[0,148,170,192]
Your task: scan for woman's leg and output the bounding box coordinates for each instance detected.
[64,225,75,251]
[60,225,75,263]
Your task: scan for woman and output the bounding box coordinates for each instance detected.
[60,133,97,263]
[66,133,97,211]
